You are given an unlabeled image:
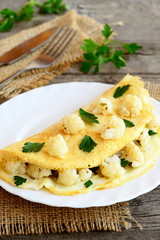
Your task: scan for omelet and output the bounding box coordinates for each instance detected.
[0,74,160,195]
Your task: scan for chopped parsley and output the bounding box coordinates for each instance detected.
[14,176,27,186]
[22,142,45,152]
[121,159,131,167]
[123,119,135,128]
[79,135,97,153]
[79,108,99,124]
[148,130,157,136]
[113,84,130,98]
[84,180,93,188]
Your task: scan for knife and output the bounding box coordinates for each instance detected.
[0,27,59,66]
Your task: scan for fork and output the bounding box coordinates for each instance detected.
[0,27,77,86]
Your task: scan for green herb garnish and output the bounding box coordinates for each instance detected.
[121,159,131,167]
[113,84,130,98]
[14,176,27,186]
[148,130,157,136]
[123,119,135,128]
[123,43,143,54]
[17,0,39,22]
[79,108,99,124]
[39,0,68,14]
[80,24,142,73]
[0,9,18,32]
[84,180,93,188]
[22,142,45,152]
[79,135,97,153]
[0,0,68,32]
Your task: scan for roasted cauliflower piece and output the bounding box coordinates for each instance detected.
[62,114,85,134]
[118,94,142,118]
[101,116,125,139]
[26,164,51,179]
[120,141,144,168]
[100,155,125,179]
[3,161,26,175]
[45,134,68,158]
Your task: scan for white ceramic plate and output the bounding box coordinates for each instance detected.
[0,82,160,208]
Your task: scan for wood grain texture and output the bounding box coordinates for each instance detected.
[0,0,160,238]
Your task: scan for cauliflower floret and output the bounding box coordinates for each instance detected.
[137,128,151,151]
[118,94,142,118]
[146,113,160,130]
[101,116,125,139]
[26,164,51,179]
[45,134,68,158]
[92,98,113,115]
[100,155,125,179]
[3,161,26,175]
[62,114,85,134]
[79,169,92,181]
[57,169,80,186]
[120,141,144,168]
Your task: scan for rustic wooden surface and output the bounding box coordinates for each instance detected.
[0,0,160,239]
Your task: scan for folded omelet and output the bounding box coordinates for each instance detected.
[0,74,160,195]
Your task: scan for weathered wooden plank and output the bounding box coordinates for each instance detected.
[77,0,160,43]
[1,230,160,240]
[54,73,160,84]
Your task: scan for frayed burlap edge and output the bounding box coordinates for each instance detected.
[0,185,139,235]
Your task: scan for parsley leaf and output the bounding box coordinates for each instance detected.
[80,24,142,73]
[79,135,97,153]
[121,159,131,167]
[81,39,99,54]
[110,50,126,68]
[113,84,130,98]
[123,43,142,54]
[102,24,113,39]
[0,9,17,32]
[148,130,157,136]
[17,0,39,21]
[123,119,135,128]
[14,176,27,186]
[39,0,68,14]
[84,180,93,188]
[22,142,45,152]
[79,108,99,124]
[0,0,68,32]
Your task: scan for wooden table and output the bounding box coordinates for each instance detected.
[0,0,160,239]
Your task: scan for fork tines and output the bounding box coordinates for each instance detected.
[43,27,77,59]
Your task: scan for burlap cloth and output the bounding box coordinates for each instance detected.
[0,10,159,235]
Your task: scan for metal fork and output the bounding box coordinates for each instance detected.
[0,27,77,86]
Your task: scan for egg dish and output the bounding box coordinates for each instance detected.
[0,74,160,195]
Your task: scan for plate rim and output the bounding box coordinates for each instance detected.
[0,81,160,208]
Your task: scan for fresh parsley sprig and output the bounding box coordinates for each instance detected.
[39,0,68,14]
[0,9,18,32]
[79,108,99,124]
[79,135,97,153]
[0,0,68,32]
[22,142,45,152]
[17,0,39,22]
[80,24,142,73]
[14,176,27,186]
